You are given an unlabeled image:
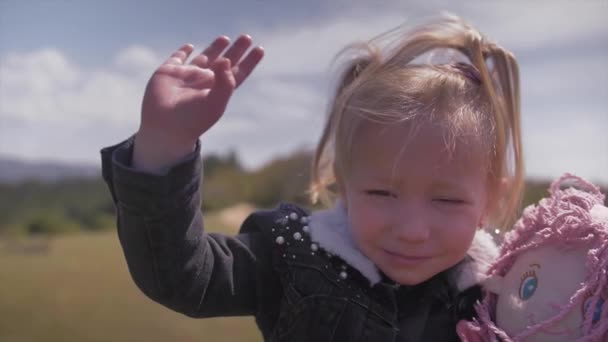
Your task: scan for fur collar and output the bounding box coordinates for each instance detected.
[309,202,499,289]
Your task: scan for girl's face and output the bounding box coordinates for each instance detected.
[339,122,490,285]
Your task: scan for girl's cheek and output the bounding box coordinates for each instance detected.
[353,199,392,229]
[443,220,477,252]
[360,204,388,226]
[431,208,477,241]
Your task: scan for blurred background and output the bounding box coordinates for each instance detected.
[0,0,606,341]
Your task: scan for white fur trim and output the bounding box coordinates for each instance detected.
[309,202,382,285]
[452,229,499,291]
[309,202,499,289]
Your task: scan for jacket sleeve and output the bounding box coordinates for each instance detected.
[100,137,280,319]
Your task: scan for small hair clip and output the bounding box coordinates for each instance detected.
[451,62,481,85]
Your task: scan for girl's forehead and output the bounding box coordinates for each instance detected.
[345,121,488,191]
[350,120,486,169]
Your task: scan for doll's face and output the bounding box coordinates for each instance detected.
[493,246,594,342]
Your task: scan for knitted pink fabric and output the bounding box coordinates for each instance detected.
[458,173,608,342]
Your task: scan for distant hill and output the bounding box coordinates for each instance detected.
[0,156,100,183]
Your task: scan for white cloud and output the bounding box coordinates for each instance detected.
[251,13,407,78]
[0,47,147,125]
[1,4,607,184]
[0,47,148,165]
[0,116,136,166]
[462,1,608,51]
[244,78,324,119]
[523,109,608,184]
[1,49,80,94]
[328,0,608,52]
[0,43,327,168]
[520,52,608,112]
[114,45,162,76]
[200,77,327,169]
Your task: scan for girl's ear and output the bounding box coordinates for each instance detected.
[334,175,349,210]
[332,161,347,206]
[480,177,509,227]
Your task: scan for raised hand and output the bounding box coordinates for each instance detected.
[133,35,264,173]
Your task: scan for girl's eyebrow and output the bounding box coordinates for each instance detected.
[529,263,541,269]
[364,175,476,196]
[430,180,469,193]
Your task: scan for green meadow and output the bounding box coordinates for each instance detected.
[2,161,606,342]
[0,215,262,342]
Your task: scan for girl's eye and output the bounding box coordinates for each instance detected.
[365,190,396,198]
[582,295,605,325]
[519,271,538,300]
[434,198,465,204]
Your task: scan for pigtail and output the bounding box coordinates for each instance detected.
[472,40,524,228]
[310,54,373,205]
[381,15,524,228]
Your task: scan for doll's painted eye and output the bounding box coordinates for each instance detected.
[582,296,605,325]
[519,271,538,300]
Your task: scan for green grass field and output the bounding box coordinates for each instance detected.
[0,217,262,342]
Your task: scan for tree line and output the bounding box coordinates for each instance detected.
[0,150,312,236]
[0,150,604,236]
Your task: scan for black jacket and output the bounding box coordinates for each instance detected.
[101,138,484,342]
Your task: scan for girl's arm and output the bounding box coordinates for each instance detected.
[102,138,280,318]
[101,37,276,318]
[133,36,263,174]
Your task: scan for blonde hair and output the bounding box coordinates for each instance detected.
[310,15,524,229]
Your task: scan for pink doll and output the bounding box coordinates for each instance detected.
[457,173,608,342]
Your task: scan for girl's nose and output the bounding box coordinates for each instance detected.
[394,207,430,243]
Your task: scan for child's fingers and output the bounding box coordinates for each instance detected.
[199,58,235,119]
[189,54,208,68]
[164,44,195,65]
[175,65,216,87]
[162,64,214,82]
[194,36,231,67]
[234,46,264,88]
[222,35,253,67]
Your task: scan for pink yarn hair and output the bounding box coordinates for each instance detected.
[468,173,608,342]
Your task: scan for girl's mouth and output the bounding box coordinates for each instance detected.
[384,250,431,265]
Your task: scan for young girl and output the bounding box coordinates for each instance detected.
[101,15,524,341]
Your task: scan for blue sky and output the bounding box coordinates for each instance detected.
[1,0,607,184]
